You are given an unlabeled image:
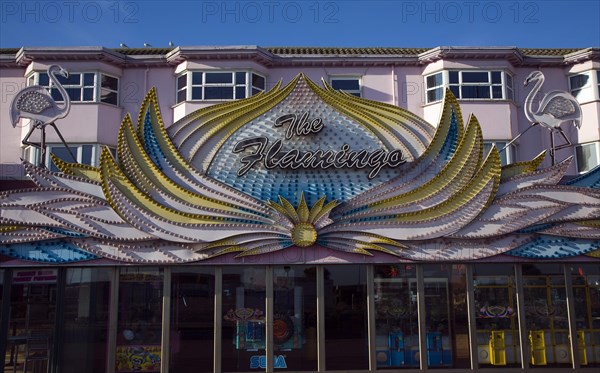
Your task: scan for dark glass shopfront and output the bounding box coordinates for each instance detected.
[1,263,599,372]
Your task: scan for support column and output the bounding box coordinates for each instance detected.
[266,266,274,373]
[160,267,171,373]
[0,269,13,370]
[515,264,529,370]
[106,268,119,373]
[51,268,66,373]
[564,264,580,369]
[465,264,478,370]
[366,265,376,372]
[416,264,428,371]
[317,266,326,372]
[214,267,222,373]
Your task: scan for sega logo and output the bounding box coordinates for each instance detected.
[250,355,287,369]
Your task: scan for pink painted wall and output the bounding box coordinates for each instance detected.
[1,53,598,178]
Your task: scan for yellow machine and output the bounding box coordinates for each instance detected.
[578,331,588,365]
[489,331,507,365]
[529,330,547,365]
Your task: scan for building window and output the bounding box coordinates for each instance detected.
[33,72,120,105]
[170,268,215,372]
[116,268,163,372]
[47,144,96,172]
[221,266,266,371]
[100,74,119,105]
[425,72,444,103]
[330,77,362,97]
[569,70,599,103]
[22,144,115,170]
[325,265,369,370]
[176,71,266,103]
[374,265,419,368]
[426,71,513,103]
[575,141,600,174]
[449,71,510,100]
[484,141,513,166]
[473,264,520,367]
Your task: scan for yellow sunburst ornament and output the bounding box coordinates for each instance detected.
[267,193,339,248]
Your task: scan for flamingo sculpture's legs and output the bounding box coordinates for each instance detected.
[549,128,573,166]
[21,121,77,168]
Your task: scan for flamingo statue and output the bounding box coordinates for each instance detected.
[502,71,582,165]
[10,65,71,127]
[9,65,75,167]
[523,70,582,130]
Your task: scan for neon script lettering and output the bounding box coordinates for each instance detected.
[233,112,406,179]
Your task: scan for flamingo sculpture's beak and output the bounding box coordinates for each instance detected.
[524,78,531,87]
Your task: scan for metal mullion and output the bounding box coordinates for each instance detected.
[214,267,222,373]
[564,264,580,369]
[187,72,193,101]
[0,269,13,370]
[514,264,529,370]
[161,267,172,373]
[50,268,66,373]
[266,266,274,373]
[465,264,478,370]
[106,267,119,373]
[317,266,326,372]
[366,265,376,372]
[416,264,428,371]
[92,73,98,103]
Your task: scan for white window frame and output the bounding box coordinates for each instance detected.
[425,72,444,103]
[329,76,362,97]
[176,73,187,104]
[176,71,266,103]
[483,141,514,166]
[575,141,600,174]
[425,70,514,103]
[251,73,266,96]
[569,70,599,104]
[24,143,116,170]
[30,71,120,106]
[449,70,511,101]
[99,73,119,106]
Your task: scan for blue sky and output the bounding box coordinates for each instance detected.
[1,0,599,48]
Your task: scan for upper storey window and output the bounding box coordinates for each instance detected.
[425,70,514,103]
[569,70,600,103]
[31,72,119,105]
[329,77,362,97]
[176,71,266,103]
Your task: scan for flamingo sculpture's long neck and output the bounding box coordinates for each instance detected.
[524,75,544,124]
[49,69,71,119]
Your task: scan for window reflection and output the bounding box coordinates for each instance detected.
[116,268,163,373]
[522,264,570,367]
[374,265,418,369]
[221,267,266,372]
[170,268,215,373]
[324,265,368,370]
[473,264,520,367]
[571,264,600,367]
[273,266,317,371]
[6,269,57,373]
[423,264,469,369]
[60,268,112,373]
